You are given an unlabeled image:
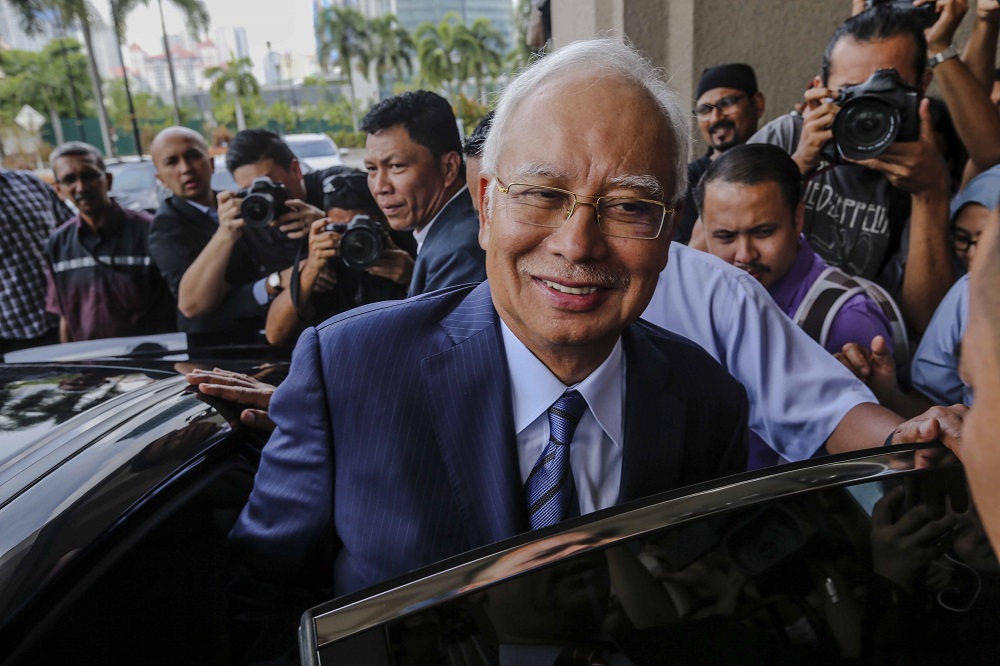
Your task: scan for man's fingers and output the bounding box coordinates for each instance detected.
[198,382,272,409]
[841,343,872,376]
[241,408,276,432]
[891,405,968,446]
[917,97,934,144]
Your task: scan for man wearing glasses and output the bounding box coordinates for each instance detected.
[675,63,766,245]
[45,142,175,342]
[228,39,749,617]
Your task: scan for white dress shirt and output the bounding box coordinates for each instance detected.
[500,320,625,515]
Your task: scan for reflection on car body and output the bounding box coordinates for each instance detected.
[304,446,1000,666]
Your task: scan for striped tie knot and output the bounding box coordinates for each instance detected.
[525,390,589,530]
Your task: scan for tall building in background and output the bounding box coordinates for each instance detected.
[0,0,57,51]
[233,27,249,60]
[395,1,513,47]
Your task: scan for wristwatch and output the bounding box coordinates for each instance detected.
[928,45,958,69]
[266,271,283,298]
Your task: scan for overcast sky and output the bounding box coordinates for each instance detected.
[105,0,320,78]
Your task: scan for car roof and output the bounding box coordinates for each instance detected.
[283,133,331,143]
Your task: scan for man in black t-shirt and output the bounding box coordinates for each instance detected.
[749,6,967,333]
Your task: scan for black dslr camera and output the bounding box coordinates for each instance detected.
[826,68,921,162]
[324,214,386,270]
[235,176,290,228]
[864,0,938,28]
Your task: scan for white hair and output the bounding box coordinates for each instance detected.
[481,38,689,204]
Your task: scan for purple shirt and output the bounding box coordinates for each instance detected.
[746,237,892,470]
[768,237,893,356]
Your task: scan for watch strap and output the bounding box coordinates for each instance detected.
[928,45,958,68]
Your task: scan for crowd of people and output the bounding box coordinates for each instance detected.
[1,0,1000,659]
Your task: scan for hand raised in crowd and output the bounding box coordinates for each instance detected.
[366,235,415,285]
[215,190,246,240]
[837,335,897,395]
[185,368,277,432]
[275,199,326,240]
[850,98,949,197]
[792,85,838,173]
[851,0,866,16]
[916,0,970,53]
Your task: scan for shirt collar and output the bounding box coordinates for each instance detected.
[412,184,468,251]
[766,234,813,312]
[499,318,624,447]
[185,198,215,216]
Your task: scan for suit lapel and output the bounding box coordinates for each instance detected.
[422,281,527,547]
[409,188,473,297]
[617,325,685,503]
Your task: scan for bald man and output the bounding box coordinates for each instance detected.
[149,127,298,343]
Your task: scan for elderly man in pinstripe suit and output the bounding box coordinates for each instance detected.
[227,39,748,605]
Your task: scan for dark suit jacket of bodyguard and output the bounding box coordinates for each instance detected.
[229,280,749,596]
[408,187,487,296]
[149,195,302,340]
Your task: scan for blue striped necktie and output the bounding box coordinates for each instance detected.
[525,390,589,530]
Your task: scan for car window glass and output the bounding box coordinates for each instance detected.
[108,163,156,190]
[288,140,335,158]
[317,466,1000,665]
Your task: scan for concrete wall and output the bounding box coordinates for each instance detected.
[551,0,988,155]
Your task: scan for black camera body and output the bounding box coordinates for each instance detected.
[235,176,290,229]
[864,0,938,28]
[324,214,386,270]
[826,68,921,163]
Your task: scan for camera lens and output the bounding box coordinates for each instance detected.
[241,194,274,228]
[340,227,383,269]
[833,98,900,161]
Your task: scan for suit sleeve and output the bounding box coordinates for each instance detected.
[149,210,264,322]
[229,326,337,575]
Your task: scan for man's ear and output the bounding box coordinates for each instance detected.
[795,200,805,235]
[289,158,304,182]
[478,175,492,251]
[440,151,462,188]
[751,91,766,119]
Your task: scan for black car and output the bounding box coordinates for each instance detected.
[0,342,291,664]
[105,157,168,214]
[302,445,1000,665]
[1,342,996,664]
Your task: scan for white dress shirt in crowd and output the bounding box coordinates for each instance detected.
[412,185,469,253]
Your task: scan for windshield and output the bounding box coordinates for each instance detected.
[108,163,157,191]
[287,139,336,158]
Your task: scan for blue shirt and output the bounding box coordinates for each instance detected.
[911,275,971,406]
[641,243,877,462]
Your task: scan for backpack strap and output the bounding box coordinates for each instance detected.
[793,267,866,350]
[852,276,911,370]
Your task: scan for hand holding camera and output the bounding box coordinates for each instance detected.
[912,0,969,53]
[793,85,839,173]
[215,190,246,240]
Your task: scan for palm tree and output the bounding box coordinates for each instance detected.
[415,12,473,102]
[364,14,414,100]
[462,18,505,104]
[205,53,258,131]
[110,0,209,135]
[9,0,115,156]
[316,5,368,131]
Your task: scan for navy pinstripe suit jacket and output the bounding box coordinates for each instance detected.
[229,280,748,596]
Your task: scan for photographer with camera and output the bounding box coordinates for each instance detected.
[176,129,339,329]
[750,1,1000,333]
[264,170,412,345]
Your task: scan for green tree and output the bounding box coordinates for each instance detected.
[111,0,210,126]
[316,5,368,131]
[462,18,506,104]
[9,0,115,155]
[0,39,92,144]
[415,12,473,101]
[206,54,259,131]
[364,14,414,100]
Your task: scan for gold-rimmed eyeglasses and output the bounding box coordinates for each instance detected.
[495,180,673,240]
